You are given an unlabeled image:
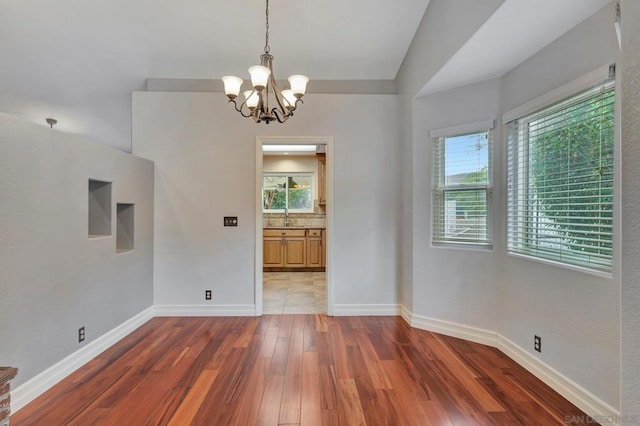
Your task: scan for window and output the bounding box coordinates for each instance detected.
[263,174,313,212]
[432,126,493,246]
[507,75,615,272]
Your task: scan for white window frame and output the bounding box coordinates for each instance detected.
[262,172,315,213]
[430,120,494,248]
[504,66,616,274]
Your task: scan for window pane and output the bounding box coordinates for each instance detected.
[442,189,488,242]
[433,129,492,246]
[263,176,286,210]
[507,77,615,272]
[287,176,312,210]
[444,133,489,186]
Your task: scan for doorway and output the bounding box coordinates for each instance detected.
[255,137,333,316]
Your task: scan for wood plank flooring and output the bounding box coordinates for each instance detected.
[12,316,594,425]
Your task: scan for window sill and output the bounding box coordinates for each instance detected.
[431,241,493,252]
[506,251,613,279]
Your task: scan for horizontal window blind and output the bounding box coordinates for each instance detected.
[507,76,615,272]
[433,130,492,246]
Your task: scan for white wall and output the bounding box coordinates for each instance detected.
[396,0,506,311]
[620,0,640,418]
[263,155,319,202]
[499,3,620,409]
[411,78,502,332]
[0,113,154,388]
[132,92,401,310]
[397,0,622,412]
[395,0,505,97]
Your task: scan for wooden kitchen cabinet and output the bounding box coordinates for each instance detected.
[263,235,285,266]
[306,229,323,267]
[263,228,325,269]
[263,229,307,268]
[283,233,307,267]
[321,229,326,267]
[316,153,326,206]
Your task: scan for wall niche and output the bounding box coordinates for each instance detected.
[88,179,112,238]
[116,203,134,253]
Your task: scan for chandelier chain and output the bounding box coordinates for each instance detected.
[264,0,270,54]
[221,0,308,124]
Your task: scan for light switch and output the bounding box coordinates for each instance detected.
[224,216,238,227]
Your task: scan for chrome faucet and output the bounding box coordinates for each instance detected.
[284,205,290,227]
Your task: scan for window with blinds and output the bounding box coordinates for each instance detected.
[432,129,493,246]
[506,75,615,272]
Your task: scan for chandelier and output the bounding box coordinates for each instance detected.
[222,0,309,124]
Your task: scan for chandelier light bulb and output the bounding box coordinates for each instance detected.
[244,90,260,109]
[222,0,308,124]
[288,75,309,97]
[222,76,243,99]
[249,66,271,90]
[281,90,296,109]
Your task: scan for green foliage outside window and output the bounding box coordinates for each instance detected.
[263,175,312,211]
[527,89,614,257]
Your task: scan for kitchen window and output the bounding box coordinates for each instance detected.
[263,174,313,213]
[506,73,615,272]
[432,123,493,247]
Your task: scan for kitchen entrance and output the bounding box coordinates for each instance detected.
[255,137,331,315]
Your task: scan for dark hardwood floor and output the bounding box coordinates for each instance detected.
[12,315,593,425]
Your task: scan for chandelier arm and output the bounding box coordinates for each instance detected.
[271,107,290,124]
[268,75,290,115]
[222,0,307,124]
[287,98,303,112]
[229,99,256,119]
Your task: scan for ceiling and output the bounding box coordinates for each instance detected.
[0,0,429,151]
[0,0,611,152]
[418,0,612,97]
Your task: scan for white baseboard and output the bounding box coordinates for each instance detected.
[332,304,401,316]
[12,303,619,423]
[496,335,620,423]
[153,304,256,317]
[399,305,620,422]
[11,306,154,414]
[406,309,497,347]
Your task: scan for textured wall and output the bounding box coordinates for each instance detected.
[499,3,620,410]
[620,0,640,418]
[411,78,502,332]
[399,1,621,411]
[132,92,401,310]
[0,114,154,388]
[395,0,505,312]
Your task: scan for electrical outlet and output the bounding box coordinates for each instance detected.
[79,326,86,343]
[534,335,542,353]
[205,290,212,300]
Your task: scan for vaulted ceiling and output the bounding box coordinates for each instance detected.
[0,0,611,152]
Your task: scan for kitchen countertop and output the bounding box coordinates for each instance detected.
[264,226,325,230]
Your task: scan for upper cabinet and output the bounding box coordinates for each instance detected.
[316,153,326,206]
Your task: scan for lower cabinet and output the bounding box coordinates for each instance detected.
[321,229,326,267]
[263,235,285,266]
[283,233,307,267]
[263,229,307,268]
[306,229,323,267]
[263,228,325,269]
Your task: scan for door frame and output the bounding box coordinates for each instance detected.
[255,136,334,316]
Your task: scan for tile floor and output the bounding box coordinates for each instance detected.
[263,271,326,314]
